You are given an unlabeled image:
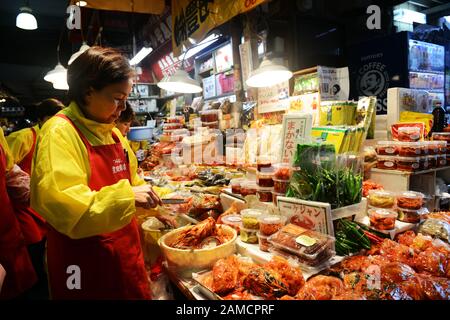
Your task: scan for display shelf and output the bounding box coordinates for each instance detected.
[371,166,450,176]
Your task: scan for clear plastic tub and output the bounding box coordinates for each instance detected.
[396,191,424,210]
[420,156,430,170]
[272,191,285,206]
[437,154,447,167]
[257,171,274,187]
[257,187,274,202]
[258,215,287,236]
[273,179,289,194]
[272,163,293,180]
[241,209,265,229]
[257,155,275,172]
[376,141,399,156]
[397,156,421,172]
[397,207,424,224]
[377,155,397,170]
[267,224,335,258]
[398,142,423,157]
[427,155,437,169]
[163,123,183,130]
[432,132,450,142]
[368,190,395,208]
[240,181,258,197]
[368,208,398,230]
[199,110,219,122]
[230,178,244,195]
[240,227,259,244]
[436,141,447,155]
[167,116,184,124]
[221,214,242,232]
[257,232,270,252]
[398,126,421,142]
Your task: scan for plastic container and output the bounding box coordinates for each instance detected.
[167,116,184,124]
[257,155,274,172]
[128,126,153,141]
[427,155,437,169]
[240,181,258,197]
[240,227,258,244]
[398,142,423,157]
[257,171,274,187]
[258,215,287,236]
[398,126,421,142]
[273,163,293,180]
[202,121,219,129]
[420,156,430,170]
[273,178,290,194]
[163,123,183,130]
[241,209,265,229]
[230,178,244,195]
[437,154,447,167]
[272,191,285,206]
[396,207,422,224]
[368,190,395,208]
[396,191,424,210]
[368,208,398,230]
[267,224,335,264]
[432,132,450,142]
[377,155,397,170]
[376,141,399,156]
[397,156,421,172]
[436,141,447,155]
[257,232,271,252]
[257,187,274,202]
[268,246,335,269]
[221,215,242,232]
[200,110,219,122]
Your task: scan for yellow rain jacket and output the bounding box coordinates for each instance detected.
[0,128,14,171]
[6,125,39,165]
[31,102,146,239]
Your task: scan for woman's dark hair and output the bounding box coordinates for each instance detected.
[67,46,134,106]
[118,101,135,123]
[36,98,64,121]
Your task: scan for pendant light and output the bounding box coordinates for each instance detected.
[157,33,220,94]
[246,56,293,88]
[68,42,90,65]
[16,2,38,30]
[44,18,68,90]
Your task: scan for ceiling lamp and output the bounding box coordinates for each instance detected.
[76,1,87,6]
[68,42,90,65]
[44,63,68,91]
[246,57,293,88]
[157,69,202,94]
[16,5,38,30]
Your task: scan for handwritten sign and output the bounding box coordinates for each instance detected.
[279,113,312,164]
[257,81,290,113]
[277,197,334,236]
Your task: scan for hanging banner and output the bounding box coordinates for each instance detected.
[317,66,350,101]
[171,0,266,57]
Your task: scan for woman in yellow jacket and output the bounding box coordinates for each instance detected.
[31,46,161,300]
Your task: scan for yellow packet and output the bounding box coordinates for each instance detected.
[399,111,433,136]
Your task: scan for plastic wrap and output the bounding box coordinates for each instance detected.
[419,218,450,243]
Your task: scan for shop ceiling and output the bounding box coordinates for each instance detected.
[0,0,448,106]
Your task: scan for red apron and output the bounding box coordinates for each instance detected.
[46,114,151,300]
[0,143,37,299]
[13,126,47,245]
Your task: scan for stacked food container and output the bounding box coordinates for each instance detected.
[375,139,447,172]
[256,156,275,203]
[432,132,450,166]
[367,189,427,230]
[257,215,286,252]
[160,116,189,142]
[267,224,336,271]
[240,209,265,244]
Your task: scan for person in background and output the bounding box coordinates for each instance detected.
[31,46,161,299]
[116,101,134,138]
[0,127,37,299]
[6,98,63,300]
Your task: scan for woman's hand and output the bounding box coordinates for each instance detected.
[132,185,162,209]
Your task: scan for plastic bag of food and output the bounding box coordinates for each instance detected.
[418,218,450,243]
